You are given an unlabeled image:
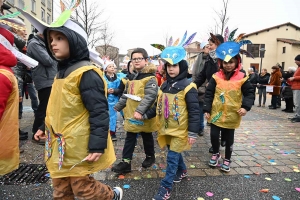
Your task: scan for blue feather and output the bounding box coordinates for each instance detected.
[182,32,197,47]
[177,31,187,46]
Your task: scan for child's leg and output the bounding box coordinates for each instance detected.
[223,128,235,160]
[52,177,74,200]
[122,131,137,160]
[140,132,155,157]
[177,153,187,172]
[161,150,181,191]
[210,124,221,154]
[70,176,114,200]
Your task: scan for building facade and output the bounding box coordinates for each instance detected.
[185,41,202,72]
[96,44,120,67]
[5,0,53,34]
[242,22,300,73]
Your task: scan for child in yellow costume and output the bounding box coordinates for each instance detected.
[112,48,158,174]
[29,14,123,200]
[146,45,200,200]
[204,38,255,173]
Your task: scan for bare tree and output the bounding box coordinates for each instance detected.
[209,0,229,35]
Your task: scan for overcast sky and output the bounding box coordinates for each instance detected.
[55,0,300,55]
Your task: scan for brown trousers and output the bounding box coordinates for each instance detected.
[52,176,114,200]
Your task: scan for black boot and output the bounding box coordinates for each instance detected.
[142,155,155,168]
[112,161,131,173]
[19,129,28,140]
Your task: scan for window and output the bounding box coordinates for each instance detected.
[47,13,51,24]
[31,25,35,33]
[47,0,52,11]
[41,8,45,22]
[283,47,286,53]
[41,0,45,5]
[31,0,36,12]
[246,44,265,58]
[282,62,285,70]
[7,0,14,5]
[18,0,24,9]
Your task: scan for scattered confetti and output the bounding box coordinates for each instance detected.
[162,169,166,172]
[133,176,141,180]
[118,175,125,179]
[272,196,280,200]
[254,172,260,175]
[265,177,272,181]
[259,189,269,193]
[244,175,250,179]
[123,184,130,189]
[44,173,50,177]
[197,198,205,200]
[190,165,195,168]
[256,164,261,167]
[295,188,300,192]
[147,174,152,178]
[206,192,214,197]
[294,169,299,173]
[284,178,291,182]
[223,198,230,200]
[292,166,298,169]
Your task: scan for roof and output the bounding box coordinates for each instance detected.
[244,22,300,37]
[277,38,300,45]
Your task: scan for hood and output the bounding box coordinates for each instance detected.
[137,62,157,74]
[165,60,188,83]
[43,25,89,70]
[0,27,17,67]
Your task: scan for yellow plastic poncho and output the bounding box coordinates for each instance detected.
[209,74,247,129]
[45,66,116,178]
[0,69,19,175]
[156,83,196,153]
[123,76,157,133]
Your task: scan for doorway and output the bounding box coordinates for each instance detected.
[250,63,259,73]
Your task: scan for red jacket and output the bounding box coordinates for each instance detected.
[269,69,282,95]
[0,28,18,119]
[289,66,300,90]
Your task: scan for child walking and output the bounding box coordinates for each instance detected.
[203,39,255,172]
[26,7,123,199]
[112,48,158,173]
[103,61,121,141]
[147,45,200,200]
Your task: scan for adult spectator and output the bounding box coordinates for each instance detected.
[248,68,258,105]
[282,66,296,113]
[257,68,270,107]
[287,55,300,122]
[192,41,209,136]
[268,66,282,109]
[27,32,57,143]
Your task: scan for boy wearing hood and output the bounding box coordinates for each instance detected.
[112,48,158,174]
[145,47,200,199]
[34,20,122,200]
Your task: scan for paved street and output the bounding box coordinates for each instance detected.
[1,95,300,199]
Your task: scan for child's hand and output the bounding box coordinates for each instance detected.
[237,108,247,116]
[188,137,196,145]
[204,112,210,119]
[108,88,114,94]
[133,111,143,120]
[85,153,102,162]
[19,96,23,102]
[34,129,46,140]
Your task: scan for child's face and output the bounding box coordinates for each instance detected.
[131,53,148,71]
[105,64,115,74]
[222,58,237,72]
[166,63,180,78]
[49,30,70,60]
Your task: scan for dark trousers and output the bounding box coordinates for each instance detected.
[32,87,52,135]
[258,87,266,105]
[122,132,155,160]
[285,97,294,111]
[271,95,279,108]
[211,124,235,160]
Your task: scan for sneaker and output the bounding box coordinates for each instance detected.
[153,186,171,200]
[111,161,131,173]
[173,170,187,183]
[221,159,231,172]
[113,187,123,200]
[209,146,213,153]
[142,155,155,168]
[209,153,221,167]
[111,134,117,141]
[291,118,300,123]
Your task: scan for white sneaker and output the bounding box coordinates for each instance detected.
[113,187,123,200]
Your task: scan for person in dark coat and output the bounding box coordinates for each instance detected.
[281,66,296,112]
[268,66,282,109]
[248,67,258,105]
[257,68,270,107]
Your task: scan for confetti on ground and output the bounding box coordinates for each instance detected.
[244,175,250,178]
[223,198,230,200]
[197,198,205,200]
[256,164,261,167]
[44,173,50,177]
[259,189,269,193]
[295,188,300,192]
[254,172,260,175]
[284,178,291,181]
[272,196,280,200]
[190,165,195,168]
[147,174,152,178]
[118,175,125,179]
[133,176,141,180]
[265,177,272,181]
[162,169,166,172]
[294,169,299,172]
[123,184,130,189]
[206,192,214,197]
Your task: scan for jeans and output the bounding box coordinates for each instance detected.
[199,102,204,131]
[19,83,39,116]
[293,90,300,118]
[211,124,235,160]
[257,87,266,105]
[271,95,279,108]
[32,87,52,135]
[161,149,186,191]
[122,132,154,160]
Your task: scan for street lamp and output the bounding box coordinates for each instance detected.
[259,48,266,74]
